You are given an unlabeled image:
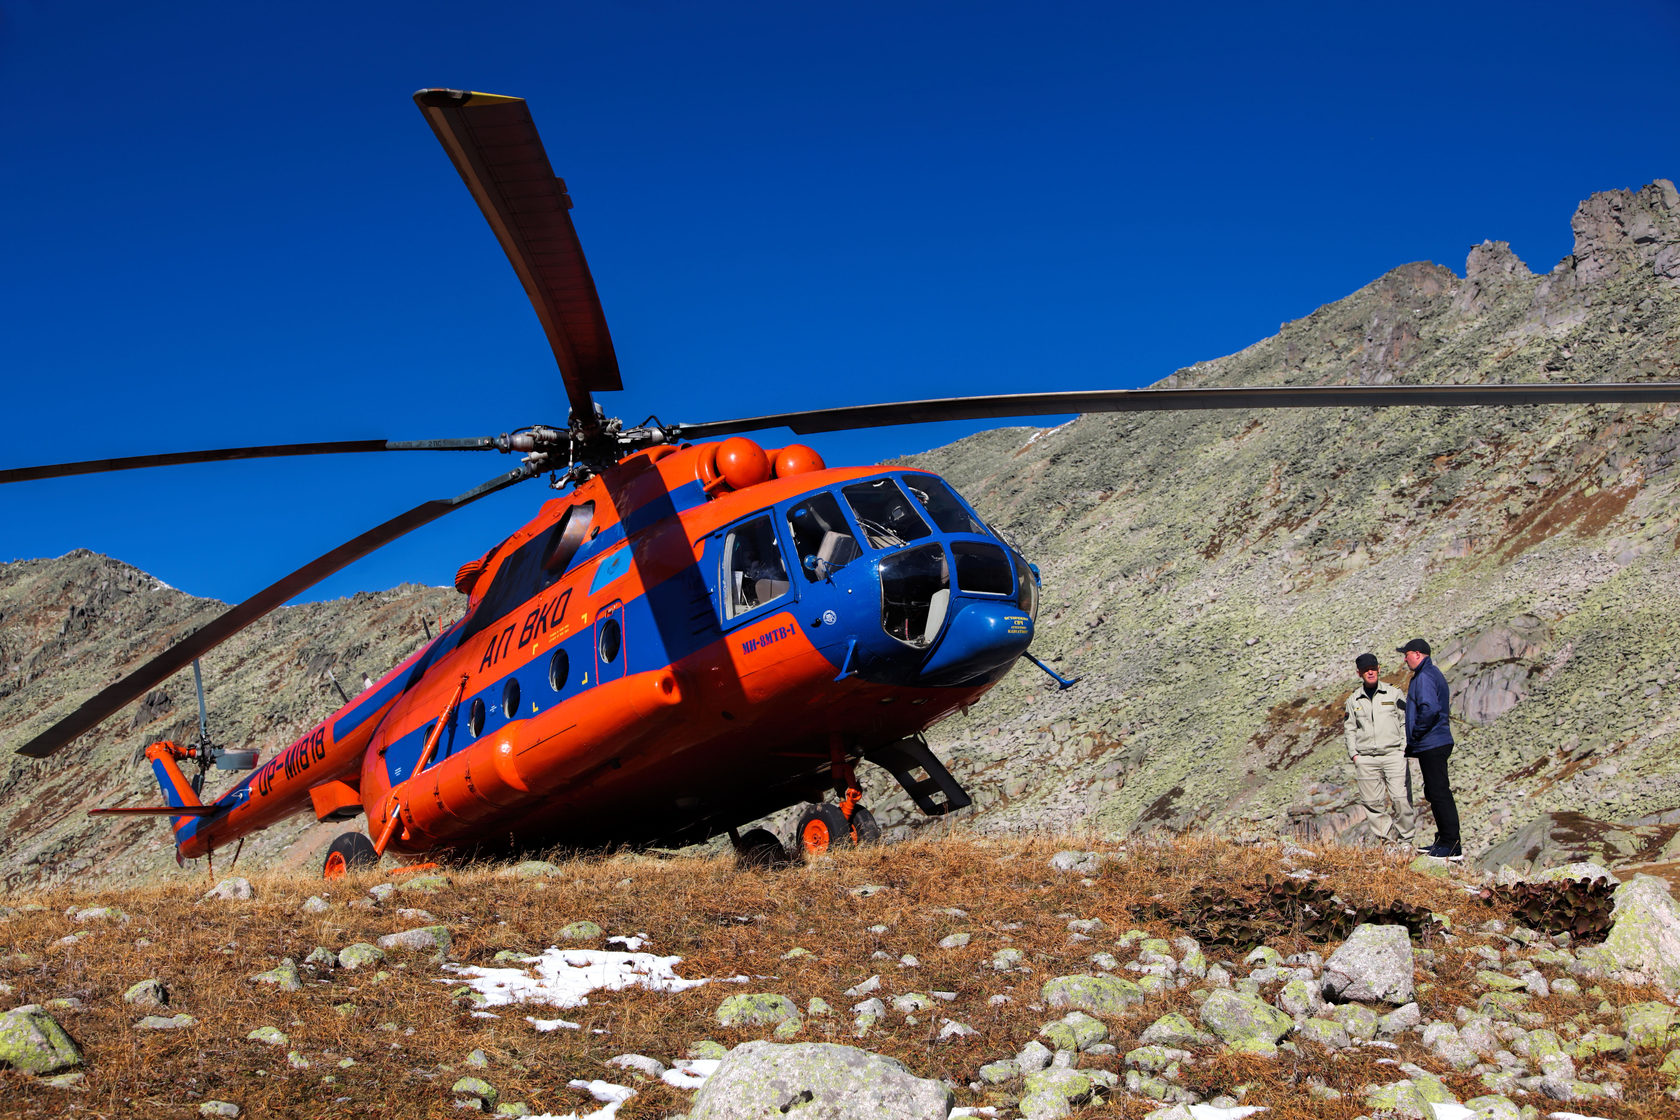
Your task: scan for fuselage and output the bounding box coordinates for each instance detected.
[159,439,1037,859]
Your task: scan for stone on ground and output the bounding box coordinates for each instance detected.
[1600,875,1680,992]
[0,1005,82,1075]
[688,1040,951,1119]
[1322,923,1415,1004]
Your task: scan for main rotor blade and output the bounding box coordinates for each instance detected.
[0,437,499,484]
[677,382,1680,439]
[415,88,621,423]
[12,464,540,760]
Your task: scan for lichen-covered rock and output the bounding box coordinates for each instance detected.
[201,876,254,902]
[1022,1066,1101,1108]
[716,993,800,1029]
[1601,876,1680,992]
[452,1076,499,1110]
[1048,850,1102,874]
[1041,974,1144,1016]
[247,959,301,991]
[123,979,168,1008]
[1197,990,1292,1054]
[0,1005,82,1075]
[557,920,604,941]
[1621,1001,1677,1049]
[505,860,562,879]
[688,1040,951,1119]
[135,1013,197,1030]
[246,1026,289,1046]
[377,925,452,959]
[1139,1011,1214,1048]
[337,943,385,970]
[979,1059,1020,1083]
[1294,1017,1350,1048]
[395,874,449,894]
[1322,924,1414,1004]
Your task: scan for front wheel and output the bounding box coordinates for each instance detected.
[323,831,378,879]
[797,802,855,857]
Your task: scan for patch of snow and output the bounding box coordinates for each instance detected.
[445,948,712,1009]
[661,1059,720,1089]
[1431,1105,1476,1120]
[524,1079,637,1120]
[606,933,649,951]
[951,1109,1001,1118]
[469,1011,499,1019]
[527,1015,582,1032]
[1186,1107,1266,1120]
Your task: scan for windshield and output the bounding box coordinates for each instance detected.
[842,478,932,549]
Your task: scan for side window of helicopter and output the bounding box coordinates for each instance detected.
[786,492,860,581]
[905,475,989,535]
[842,478,932,549]
[721,516,791,620]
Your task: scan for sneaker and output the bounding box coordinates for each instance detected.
[1424,843,1463,861]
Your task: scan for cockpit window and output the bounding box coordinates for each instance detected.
[879,544,951,648]
[722,515,791,619]
[904,476,988,536]
[787,492,860,581]
[842,478,932,549]
[953,541,1013,595]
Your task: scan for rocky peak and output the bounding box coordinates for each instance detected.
[1567,178,1680,286]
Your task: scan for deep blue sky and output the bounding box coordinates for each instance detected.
[3,1,1676,605]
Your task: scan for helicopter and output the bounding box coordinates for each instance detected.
[9,89,1680,877]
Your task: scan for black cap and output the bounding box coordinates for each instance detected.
[1355,653,1379,672]
[1396,638,1431,655]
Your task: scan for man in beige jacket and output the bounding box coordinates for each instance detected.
[1344,652,1413,847]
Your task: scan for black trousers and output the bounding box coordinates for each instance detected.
[1414,744,1459,847]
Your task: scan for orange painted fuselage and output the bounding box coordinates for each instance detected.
[159,439,1037,860]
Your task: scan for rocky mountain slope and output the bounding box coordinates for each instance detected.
[894,179,1680,873]
[1,180,1677,889]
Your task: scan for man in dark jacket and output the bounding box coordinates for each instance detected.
[1400,638,1460,860]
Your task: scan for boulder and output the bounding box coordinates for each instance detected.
[201,877,254,902]
[1600,875,1680,992]
[716,993,800,1029]
[1322,924,1414,1004]
[122,979,169,1008]
[376,925,452,960]
[0,1005,82,1075]
[1041,974,1144,1016]
[1197,990,1293,1055]
[688,1041,951,1119]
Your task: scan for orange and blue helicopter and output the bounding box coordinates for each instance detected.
[9,90,1680,876]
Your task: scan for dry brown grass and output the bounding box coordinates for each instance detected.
[2,834,1677,1118]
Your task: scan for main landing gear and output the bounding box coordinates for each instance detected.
[322,830,378,879]
[795,793,881,856]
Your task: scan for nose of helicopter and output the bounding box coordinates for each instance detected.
[917,598,1034,686]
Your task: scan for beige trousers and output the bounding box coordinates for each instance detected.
[1353,751,1415,844]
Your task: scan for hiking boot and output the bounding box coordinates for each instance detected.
[1424,843,1463,862]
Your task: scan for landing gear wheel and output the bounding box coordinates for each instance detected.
[797,802,854,857]
[323,831,378,879]
[733,828,791,870]
[849,805,882,844]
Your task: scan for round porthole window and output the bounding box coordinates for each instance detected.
[468,697,485,738]
[598,617,622,664]
[549,648,570,693]
[502,677,521,719]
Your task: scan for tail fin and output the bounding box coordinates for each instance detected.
[88,742,211,838]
